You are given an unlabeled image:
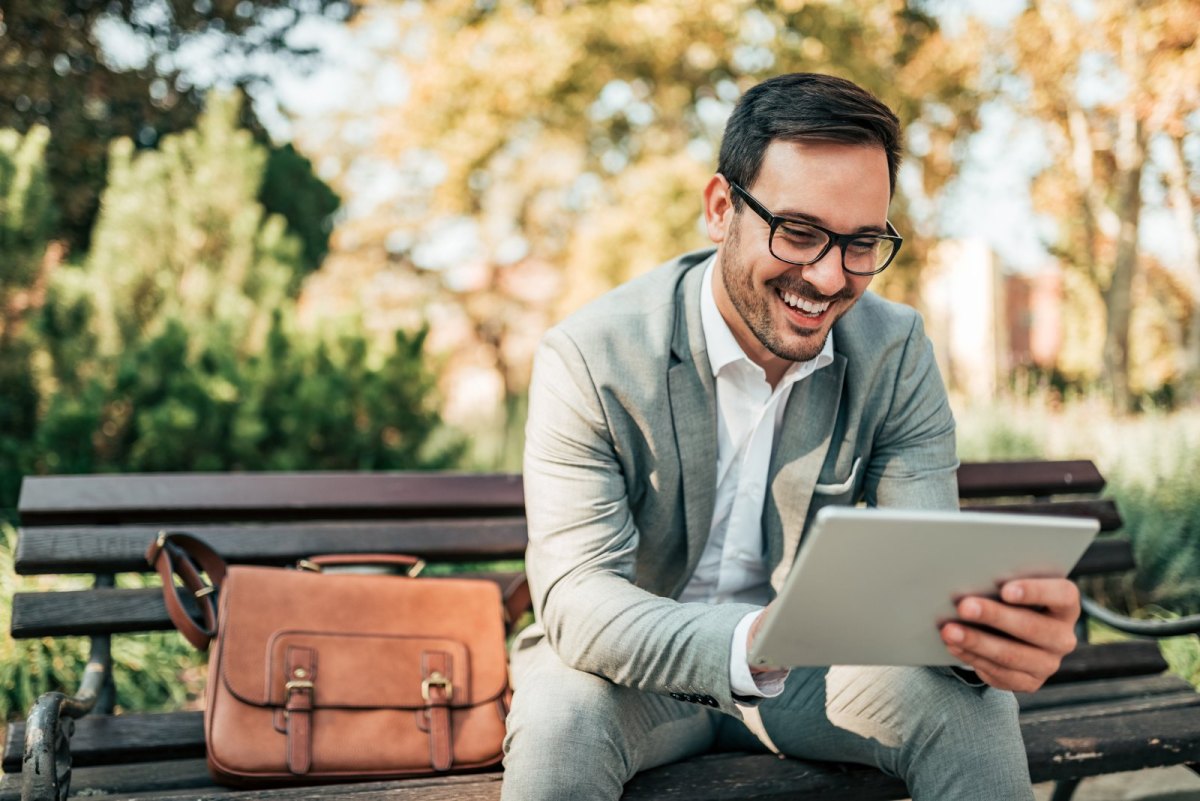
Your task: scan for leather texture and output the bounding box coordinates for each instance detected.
[149,535,509,787]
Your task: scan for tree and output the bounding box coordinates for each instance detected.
[0,124,57,518]
[84,92,298,358]
[299,0,989,465]
[0,0,356,250]
[1007,0,1200,409]
[3,98,459,513]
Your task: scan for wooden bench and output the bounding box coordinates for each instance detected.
[4,461,1199,801]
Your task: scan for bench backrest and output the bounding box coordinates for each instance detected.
[10,461,1128,643]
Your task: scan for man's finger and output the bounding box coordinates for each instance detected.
[955,596,1078,656]
[998,578,1080,622]
[941,621,1062,676]
[949,647,1046,693]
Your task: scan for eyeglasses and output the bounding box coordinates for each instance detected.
[729,182,903,276]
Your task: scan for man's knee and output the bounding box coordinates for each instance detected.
[502,663,635,799]
[815,665,1022,759]
[880,668,1024,774]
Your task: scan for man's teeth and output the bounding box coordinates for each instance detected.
[779,290,830,315]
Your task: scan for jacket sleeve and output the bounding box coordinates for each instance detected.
[521,327,758,715]
[862,312,960,512]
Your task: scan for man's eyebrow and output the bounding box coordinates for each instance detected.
[776,209,887,235]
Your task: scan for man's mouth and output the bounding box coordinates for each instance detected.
[776,288,831,319]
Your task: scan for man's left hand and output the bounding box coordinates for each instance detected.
[939,578,1080,693]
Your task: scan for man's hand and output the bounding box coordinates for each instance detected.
[939,578,1080,692]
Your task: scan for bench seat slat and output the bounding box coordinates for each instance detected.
[3,711,204,772]
[957,460,1106,498]
[1048,641,1169,684]
[14,520,529,575]
[17,474,525,526]
[1016,673,1196,712]
[1023,703,1200,782]
[963,499,1123,533]
[11,573,525,639]
[1018,688,1200,726]
[0,758,219,801]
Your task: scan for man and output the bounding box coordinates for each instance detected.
[503,73,1080,800]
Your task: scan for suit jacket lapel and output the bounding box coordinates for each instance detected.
[764,352,847,592]
[667,260,717,594]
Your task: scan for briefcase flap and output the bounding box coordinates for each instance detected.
[216,565,508,709]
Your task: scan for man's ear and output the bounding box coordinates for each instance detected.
[703,174,735,245]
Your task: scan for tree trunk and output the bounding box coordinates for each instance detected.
[1101,28,1147,413]
[1102,155,1142,412]
[1161,132,1200,392]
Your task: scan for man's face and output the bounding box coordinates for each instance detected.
[703,139,890,378]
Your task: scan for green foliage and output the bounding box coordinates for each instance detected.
[260,144,341,278]
[0,125,56,290]
[29,313,462,475]
[0,125,56,521]
[84,93,297,358]
[0,0,356,249]
[0,96,461,511]
[1104,446,1200,615]
[1088,617,1200,690]
[954,416,1043,462]
[0,538,87,721]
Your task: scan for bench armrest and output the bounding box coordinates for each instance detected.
[1081,595,1200,638]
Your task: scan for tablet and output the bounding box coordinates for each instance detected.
[747,506,1099,668]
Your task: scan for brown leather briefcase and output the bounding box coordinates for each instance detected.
[147,533,510,787]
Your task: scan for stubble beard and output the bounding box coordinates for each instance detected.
[720,224,853,364]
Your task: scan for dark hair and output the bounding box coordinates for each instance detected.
[716,73,902,201]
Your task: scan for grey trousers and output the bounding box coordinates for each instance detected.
[501,639,1033,801]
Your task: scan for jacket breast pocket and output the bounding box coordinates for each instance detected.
[813,456,861,497]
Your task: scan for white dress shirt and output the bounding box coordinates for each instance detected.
[679,258,835,698]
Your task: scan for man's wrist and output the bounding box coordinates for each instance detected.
[731,610,788,698]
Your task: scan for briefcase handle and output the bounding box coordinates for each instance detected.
[298,553,426,576]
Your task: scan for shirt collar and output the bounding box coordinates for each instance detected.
[699,257,834,383]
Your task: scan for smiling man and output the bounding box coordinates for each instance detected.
[503,73,1080,801]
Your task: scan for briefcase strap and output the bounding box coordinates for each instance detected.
[145,532,228,651]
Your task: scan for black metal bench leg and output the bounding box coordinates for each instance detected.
[20,577,115,801]
[1049,777,1082,801]
[22,692,76,801]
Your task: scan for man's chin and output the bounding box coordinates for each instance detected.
[765,328,830,364]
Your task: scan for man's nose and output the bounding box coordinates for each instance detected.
[799,245,847,298]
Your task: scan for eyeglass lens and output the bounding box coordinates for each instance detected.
[770,222,896,273]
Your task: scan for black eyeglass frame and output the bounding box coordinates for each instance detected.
[729,182,903,277]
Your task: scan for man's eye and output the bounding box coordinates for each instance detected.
[777,226,821,246]
[848,238,880,255]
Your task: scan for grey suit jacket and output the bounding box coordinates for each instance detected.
[518,249,959,715]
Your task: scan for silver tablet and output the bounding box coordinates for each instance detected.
[748,506,1099,668]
